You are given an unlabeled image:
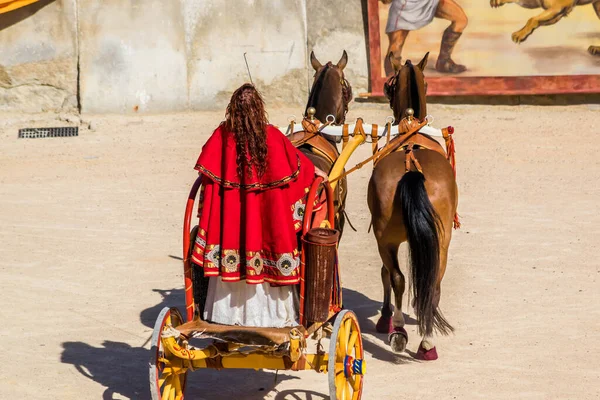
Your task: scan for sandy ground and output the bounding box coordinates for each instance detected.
[1,102,599,400]
[378,0,600,77]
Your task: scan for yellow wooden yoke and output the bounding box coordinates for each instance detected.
[327,119,368,192]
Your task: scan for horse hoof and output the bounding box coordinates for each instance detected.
[376,316,393,334]
[416,344,438,361]
[388,327,408,353]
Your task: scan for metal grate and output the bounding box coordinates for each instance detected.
[18,127,79,139]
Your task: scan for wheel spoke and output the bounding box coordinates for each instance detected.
[338,323,347,357]
[162,375,173,397]
[352,375,362,391]
[348,375,356,389]
[347,331,358,354]
[336,373,346,399]
[352,382,361,400]
[345,381,352,400]
[168,383,176,400]
[173,373,183,400]
[343,319,351,351]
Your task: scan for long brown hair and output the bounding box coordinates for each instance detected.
[224,84,269,179]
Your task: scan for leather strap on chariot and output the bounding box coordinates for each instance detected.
[329,119,428,185]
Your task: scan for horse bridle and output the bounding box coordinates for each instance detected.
[340,75,352,123]
[383,73,398,110]
[383,65,428,117]
[307,62,353,124]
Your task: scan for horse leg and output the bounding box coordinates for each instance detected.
[377,244,409,353]
[389,259,409,353]
[376,266,394,334]
[417,229,451,361]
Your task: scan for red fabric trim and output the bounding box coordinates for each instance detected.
[194,124,307,191]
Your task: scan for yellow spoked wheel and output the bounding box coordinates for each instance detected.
[328,310,365,400]
[149,307,187,400]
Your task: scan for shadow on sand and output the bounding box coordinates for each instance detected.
[61,287,303,399]
[61,285,420,399]
[341,287,419,364]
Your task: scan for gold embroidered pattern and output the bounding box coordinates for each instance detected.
[222,249,240,273]
[248,253,264,275]
[195,155,301,190]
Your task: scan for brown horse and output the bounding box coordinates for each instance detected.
[290,50,352,236]
[367,52,458,360]
[306,50,353,139]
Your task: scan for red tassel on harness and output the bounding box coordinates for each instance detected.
[453,213,461,229]
[444,126,457,178]
[443,126,460,229]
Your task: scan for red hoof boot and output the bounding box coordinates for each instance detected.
[416,344,438,361]
[388,327,408,353]
[376,316,393,334]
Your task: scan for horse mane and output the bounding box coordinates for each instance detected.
[385,61,427,123]
[341,76,352,120]
[409,63,423,119]
[305,63,332,117]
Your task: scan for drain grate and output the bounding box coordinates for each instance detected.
[18,127,79,139]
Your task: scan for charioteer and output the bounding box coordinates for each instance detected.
[190,83,328,328]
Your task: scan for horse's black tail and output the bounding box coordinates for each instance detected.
[398,171,453,336]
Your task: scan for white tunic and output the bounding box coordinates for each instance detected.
[385,0,440,33]
[203,278,299,328]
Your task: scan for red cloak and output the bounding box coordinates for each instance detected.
[191,124,315,285]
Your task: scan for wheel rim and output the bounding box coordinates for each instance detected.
[149,307,187,400]
[328,310,365,400]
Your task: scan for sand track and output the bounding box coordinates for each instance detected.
[1,103,598,399]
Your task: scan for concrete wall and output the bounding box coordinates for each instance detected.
[185,0,310,110]
[78,0,188,113]
[0,0,369,113]
[0,0,77,113]
[306,0,369,99]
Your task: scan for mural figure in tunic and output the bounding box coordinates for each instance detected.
[381,0,469,76]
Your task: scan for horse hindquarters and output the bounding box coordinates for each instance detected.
[398,171,453,336]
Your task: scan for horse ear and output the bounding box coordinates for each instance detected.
[337,50,348,70]
[417,52,429,71]
[389,52,402,72]
[310,51,323,71]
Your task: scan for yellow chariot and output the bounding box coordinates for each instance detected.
[149,113,370,400]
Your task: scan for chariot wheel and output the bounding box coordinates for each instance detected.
[149,307,187,400]
[328,310,365,400]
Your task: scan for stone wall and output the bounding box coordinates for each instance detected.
[0,0,370,113]
[0,0,77,113]
[184,0,310,110]
[78,0,188,113]
[306,0,369,99]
